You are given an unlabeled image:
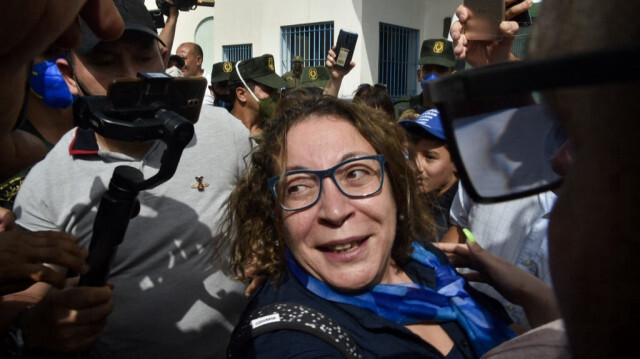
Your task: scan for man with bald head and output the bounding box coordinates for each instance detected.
[176,41,214,105]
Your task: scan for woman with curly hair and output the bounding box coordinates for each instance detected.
[222,91,515,358]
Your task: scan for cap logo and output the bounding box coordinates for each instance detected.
[433,41,444,54]
[309,68,318,80]
[268,57,275,71]
[223,62,233,73]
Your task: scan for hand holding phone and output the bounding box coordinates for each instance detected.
[507,0,532,27]
[334,29,358,70]
[463,0,504,41]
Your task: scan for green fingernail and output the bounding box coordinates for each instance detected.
[462,228,476,243]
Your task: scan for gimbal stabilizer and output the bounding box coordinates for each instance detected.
[73,72,204,286]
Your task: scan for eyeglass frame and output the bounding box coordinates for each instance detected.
[423,43,640,203]
[268,154,387,211]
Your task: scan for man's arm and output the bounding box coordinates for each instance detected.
[323,46,355,97]
[434,239,561,329]
[158,0,179,65]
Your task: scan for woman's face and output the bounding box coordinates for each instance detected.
[281,115,398,292]
[408,138,457,194]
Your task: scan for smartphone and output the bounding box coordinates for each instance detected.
[149,9,165,29]
[334,29,358,70]
[463,0,504,41]
[107,73,207,123]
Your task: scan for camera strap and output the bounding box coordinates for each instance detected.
[228,302,362,358]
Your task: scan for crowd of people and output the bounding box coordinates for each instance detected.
[1,0,638,358]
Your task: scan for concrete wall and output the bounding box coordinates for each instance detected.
[145,0,460,97]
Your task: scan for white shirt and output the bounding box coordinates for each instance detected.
[449,182,557,329]
[202,69,215,106]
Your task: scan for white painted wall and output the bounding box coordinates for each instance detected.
[145,0,460,97]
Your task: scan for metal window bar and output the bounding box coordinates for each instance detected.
[378,23,419,98]
[281,22,334,74]
[222,44,253,62]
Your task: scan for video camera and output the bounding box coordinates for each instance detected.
[156,0,215,15]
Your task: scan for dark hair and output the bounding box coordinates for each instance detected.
[353,85,396,121]
[405,129,448,148]
[168,54,185,68]
[222,91,436,281]
[229,79,256,101]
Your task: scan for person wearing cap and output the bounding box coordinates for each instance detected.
[282,55,304,89]
[298,66,331,91]
[399,108,458,240]
[353,83,396,121]
[11,0,250,357]
[229,54,286,137]
[209,61,236,112]
[394,39,456,119]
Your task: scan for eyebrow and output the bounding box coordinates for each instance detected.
[284,151,375,172]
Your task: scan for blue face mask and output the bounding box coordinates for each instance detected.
[30,57,77,109]
[420,73,439,92]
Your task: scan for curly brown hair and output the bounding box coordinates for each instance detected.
[221,89,436,282]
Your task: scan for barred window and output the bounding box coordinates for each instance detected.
[281,22,334,74]
[378,23,419,97]
[223,44,253,62]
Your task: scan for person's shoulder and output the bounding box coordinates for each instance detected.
[394,94,424,119]
[26,128,78,173]
[393,95,412,107]
[482,319,571,359]
[198,106,249,134]
[282,70,294,79]
[230,274,357,358]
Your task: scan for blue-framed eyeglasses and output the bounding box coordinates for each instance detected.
[268,154,386,211]
[424,44,640,203]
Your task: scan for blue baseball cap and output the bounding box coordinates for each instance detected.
[398,108,446,140]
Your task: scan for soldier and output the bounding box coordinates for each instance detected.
[394,39,455,119]
[229,54,286,137]
[282,55,304,89]
[299,65,331,92]
[209,61,235,112]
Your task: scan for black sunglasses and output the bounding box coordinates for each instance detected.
[356,83,388,91]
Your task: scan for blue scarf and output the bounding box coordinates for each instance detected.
[286,242,515,357]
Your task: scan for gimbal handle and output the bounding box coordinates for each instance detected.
[77,107,194,287]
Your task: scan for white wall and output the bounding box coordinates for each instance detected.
[145,0,461,97]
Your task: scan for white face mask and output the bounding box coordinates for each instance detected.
[234,61,280,120]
